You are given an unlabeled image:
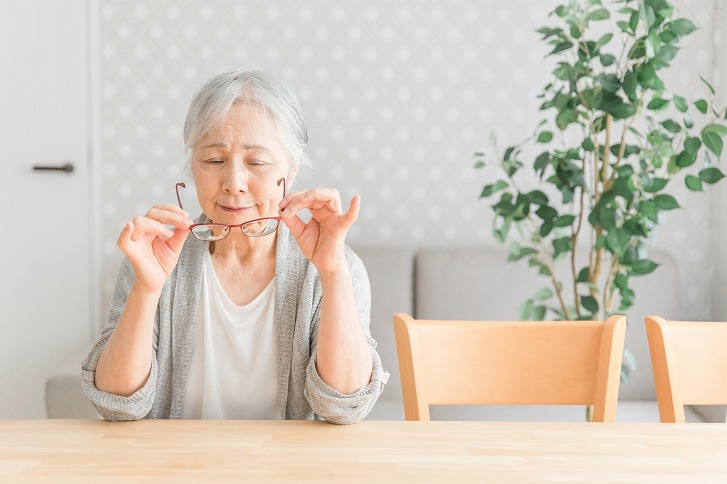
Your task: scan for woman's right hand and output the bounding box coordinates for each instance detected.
[116,204,193,294]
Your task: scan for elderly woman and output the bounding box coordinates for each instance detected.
[81,69,388,424]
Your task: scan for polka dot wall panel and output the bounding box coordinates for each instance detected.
[94,0,722,323]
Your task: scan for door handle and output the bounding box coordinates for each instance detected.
[33,162,74,173]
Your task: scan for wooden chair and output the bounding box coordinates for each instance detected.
[645,315,727,423]
[393,313,626,422]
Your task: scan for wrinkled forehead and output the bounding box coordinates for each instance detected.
[193,101,281,150]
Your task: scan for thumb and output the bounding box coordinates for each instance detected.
[341,195,360,230]
[166,226,190,254]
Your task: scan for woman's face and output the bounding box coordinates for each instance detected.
[191,103,296,226]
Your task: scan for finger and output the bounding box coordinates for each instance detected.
[340,195,360,230]
[149,203,190,218]
[165,225,191,253]
[280,189,341,217]
[146,207,194,229]
[116,221,135,253]
[130,216,175,242]
[281,213,307,239]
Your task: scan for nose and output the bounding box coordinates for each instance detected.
[221,159,249,194]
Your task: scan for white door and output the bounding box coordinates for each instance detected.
[0,1,90,418]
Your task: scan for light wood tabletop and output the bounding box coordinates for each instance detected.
[1,419,726,482]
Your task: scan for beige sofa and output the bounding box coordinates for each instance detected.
[48,245,718,422]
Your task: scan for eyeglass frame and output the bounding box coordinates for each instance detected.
[175,177,286,240]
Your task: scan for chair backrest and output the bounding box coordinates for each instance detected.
[393,313,626,422]
[645,316,727,423]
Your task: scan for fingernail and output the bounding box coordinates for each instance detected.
[282,208,291,217]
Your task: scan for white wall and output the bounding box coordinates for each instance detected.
[92,0,724,330]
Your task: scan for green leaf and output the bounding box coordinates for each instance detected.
[636,62,660,89]
[639,3,655,28]
[598,73,621,93]
[577,267,590,283]
[700,75,716,95]
[703,123,727,136]
[644,177,668,193]
[596,33,613,49]
[555,109,579,130]
[669,18,698,37]
[653,45,679,67]
[673,95,687,113]
[699,167,725,184]
[630,259,659,275]
[600,54,616,66]
[702,130,724,157]
[581,295,599,313]
[525,190,549,205]
[474,160,485,169]
[647,98,669,110]
[508,243,538,261]
[640,200,657,222]
[554,215,576,227]
[694,99,708,113]
[617,20,631,33]
[614,273,628,292]
[519,298,534,320]
[684,114,694,129]
[480,180,508,198]
[610,102,637,119]
[605,229,629,256]
[552,236,572,258]
[685,175,703,191]
[537,131,554,143]
[551,41,573,55]
[654,194,680,210]
[539,220,554,237]
[676,150,696,168]
[622,71,638,102]
[684,136,702,154]
[536,205,557,221]
[534,287,553,300]
[532,305,547,320]
[645,30,661,59]
[629,11,639,33]
[661,119,681,133]
[534,152,551,173]
[588,8,610,21]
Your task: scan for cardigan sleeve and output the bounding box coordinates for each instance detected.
[80,258,159,421]
[303,248,390,424]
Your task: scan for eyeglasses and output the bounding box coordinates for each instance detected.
[175,178,286,241]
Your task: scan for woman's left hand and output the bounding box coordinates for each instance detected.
[278,188,360,275]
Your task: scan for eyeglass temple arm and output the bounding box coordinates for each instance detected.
[277,177,286,197]
[176,182,186,210]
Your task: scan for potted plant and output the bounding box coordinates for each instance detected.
[476,0,727,381]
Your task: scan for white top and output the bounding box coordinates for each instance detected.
[181,251,279,419]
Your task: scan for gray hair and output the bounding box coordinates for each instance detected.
[183,68,311,169]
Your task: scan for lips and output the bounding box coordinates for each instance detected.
[218,204,252,213]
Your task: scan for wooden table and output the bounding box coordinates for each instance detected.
[1,419,726,482]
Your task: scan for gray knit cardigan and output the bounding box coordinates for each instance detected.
[81,224,389,424]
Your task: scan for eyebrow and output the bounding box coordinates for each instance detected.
[199,142,271,152]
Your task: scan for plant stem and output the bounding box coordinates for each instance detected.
[545,257,571,320]
[602,253,620,317]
